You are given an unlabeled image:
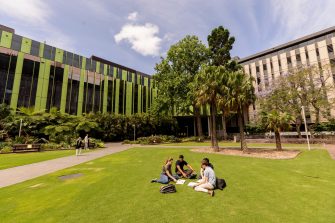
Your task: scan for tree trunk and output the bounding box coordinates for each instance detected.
[296,123,302,138]
[211,102,219,151]
[315,108,320,124]
[221,113,228,140]
[194,107,203,138]
[238,107,248,151]
[274,129,282,151]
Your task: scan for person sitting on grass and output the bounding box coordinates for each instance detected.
[192,159,216,197]
[199,158,214,179]
[151,157,179,184]
[175,155,196,178]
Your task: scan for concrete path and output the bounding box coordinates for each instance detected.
[0,143,132,188]
[325,145,335,160]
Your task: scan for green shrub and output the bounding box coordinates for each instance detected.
[123,139,131,144]
[0,146,13,153]
[90,138,104,148]
[245,124,266,134]
[41,143,62,151]
[182,136,204,142]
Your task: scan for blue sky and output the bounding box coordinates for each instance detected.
[1,0,335,74]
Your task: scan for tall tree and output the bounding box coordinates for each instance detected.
[225,70,255,151]
[154,35,208,137]
[261,110,293,150]
[208,26,237,140]
[194,65,228,151]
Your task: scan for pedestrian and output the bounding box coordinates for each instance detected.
[75,136,82,156]
[84,134,89,150]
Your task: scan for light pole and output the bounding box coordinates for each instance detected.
[133,124,136,142]
[19,119,23,137]
[186,126,188,138]
[301,106,311,151]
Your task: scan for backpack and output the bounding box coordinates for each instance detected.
[160,184,177,193]
[215,178,227,190]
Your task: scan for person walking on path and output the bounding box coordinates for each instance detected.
[84,134,89,150]
[75,136,82,156]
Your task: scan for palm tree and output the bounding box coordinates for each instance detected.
[225,70,255,151]
[261,110,293,150]
[194,65,228,151]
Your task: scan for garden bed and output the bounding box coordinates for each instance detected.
[191,147,301,159]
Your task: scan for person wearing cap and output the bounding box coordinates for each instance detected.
[193,159,216,196]
[175,155,196,178]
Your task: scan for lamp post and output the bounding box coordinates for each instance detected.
[19,119,23,137]
[133,124,136,142]
[301,106,311,151]
[186,126,188,138]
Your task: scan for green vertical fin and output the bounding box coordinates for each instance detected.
[60,65,69,113]
[10,52,24,111]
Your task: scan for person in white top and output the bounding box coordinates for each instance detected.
[192,159,216,197]
[84,134,89,150]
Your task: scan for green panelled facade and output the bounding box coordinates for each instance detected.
[0,27,156,116]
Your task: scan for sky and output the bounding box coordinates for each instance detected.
[1,0,335,74]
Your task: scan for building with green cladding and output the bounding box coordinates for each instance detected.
[0,24,157,115]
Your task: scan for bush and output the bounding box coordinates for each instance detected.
[89,138,105,148]
[136,135,181,144]
[182,136,204,142]
[245,124,266,135]
[41,143,63,151]
[0,146,13,153]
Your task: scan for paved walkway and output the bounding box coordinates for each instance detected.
[0,143,132,188]
[325,145,335,160]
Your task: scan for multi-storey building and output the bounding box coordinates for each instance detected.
[0,24,157,116]
[239,26,335,123]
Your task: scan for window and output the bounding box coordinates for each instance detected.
[0,54,18,105]
[287,57,292,65]
[256,66,260,72]
[31,40,40,57]
[17,59,39,108]
[263,64,267,71]
[278,59,281,67]
[327,44,334,54]
[296,54,301,62]
[305,51,309,60]
[43,44,53,60]
[316,48,320,57]
[11,34,22,51]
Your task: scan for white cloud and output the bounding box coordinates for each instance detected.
[0,0,50,25]
[0,0,75,51]
[114,14,163,56]
[127,12,138,21]
[270,0,335,46]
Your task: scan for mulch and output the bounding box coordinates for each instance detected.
[191,148,301,159]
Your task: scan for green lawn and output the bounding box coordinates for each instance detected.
[0,147,334,223]
[163,141,324,149]
[0,150,88,170]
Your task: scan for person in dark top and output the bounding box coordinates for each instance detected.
[75,136,82,156]
[151,157,179,184]
[175,155,196,178]
[200,158,214,179]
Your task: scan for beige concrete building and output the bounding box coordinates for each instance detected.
[239,26,335,123]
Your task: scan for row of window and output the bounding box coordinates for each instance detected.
[0,53,156,115]
[0,30,153,85]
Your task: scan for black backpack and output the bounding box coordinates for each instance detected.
[160,184,177,193]
[215,178,227,190]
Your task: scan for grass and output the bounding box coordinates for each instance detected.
[163,141,324,149]
[0,147,334,223]
[0,149,91,170]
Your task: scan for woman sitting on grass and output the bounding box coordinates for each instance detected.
[151,157,179,184]
[192,159,216,197]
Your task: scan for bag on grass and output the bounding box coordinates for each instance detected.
[215,178,227,190]
[160,184,177,193]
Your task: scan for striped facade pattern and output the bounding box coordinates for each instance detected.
[0,27,157,115]
[239,27,335,122]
